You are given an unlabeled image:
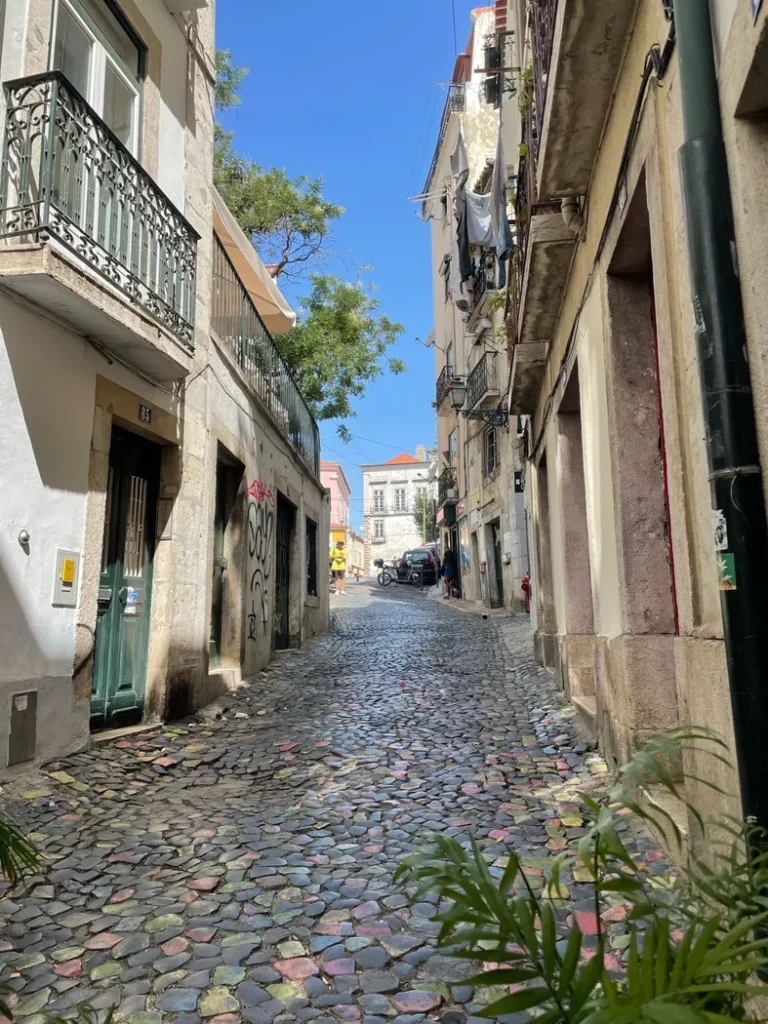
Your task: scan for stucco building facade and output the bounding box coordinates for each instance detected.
[362,450,436,570]
[424,5,528,611]
[320,461,351,549]
[0,0,328,772]
[506,0,768,827]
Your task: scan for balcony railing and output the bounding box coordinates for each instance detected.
[436,364,453,407]
[466,352,499,410]
[212,233,320,476]
[0,72,198,346]
[472,250,498,307]
[438,467,459,507]
[514,107,562,286]
[530,0,559,144]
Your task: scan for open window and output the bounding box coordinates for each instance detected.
[52,0,144,155]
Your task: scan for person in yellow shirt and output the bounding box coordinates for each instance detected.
[329,540,347,595]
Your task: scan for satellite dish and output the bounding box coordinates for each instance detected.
[425,329,436,348]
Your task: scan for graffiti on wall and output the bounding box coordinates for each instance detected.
[247,478,274,505]
[246,480,274,642]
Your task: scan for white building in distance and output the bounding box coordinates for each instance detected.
[362,448,436,569]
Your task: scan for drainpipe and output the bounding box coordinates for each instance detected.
[676,0,768,828]
[561,196,584,234]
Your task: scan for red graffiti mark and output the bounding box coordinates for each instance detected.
[247,479,274,505]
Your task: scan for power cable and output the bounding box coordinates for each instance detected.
[451,0,458,57]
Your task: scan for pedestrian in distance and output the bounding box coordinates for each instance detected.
[441,546,458,599]
[329,540,347,596]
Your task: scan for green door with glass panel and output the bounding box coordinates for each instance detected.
[91,427,160,730]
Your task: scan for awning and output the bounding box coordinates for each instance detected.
[212,189,296,335]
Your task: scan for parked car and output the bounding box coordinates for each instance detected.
[396,549,439,586]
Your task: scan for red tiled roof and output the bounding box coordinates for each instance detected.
[385,453,421,465]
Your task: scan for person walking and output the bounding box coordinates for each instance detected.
[441,546,458,599]
[329,540,347,596]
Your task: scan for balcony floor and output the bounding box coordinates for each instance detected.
[537,0,638,198]
[0,243,193,382]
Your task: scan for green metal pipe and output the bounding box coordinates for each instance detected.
[675,0,768,827]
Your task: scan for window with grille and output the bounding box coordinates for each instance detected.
[483,427,498,477]
[306,518,318,596]
[394,488,406,512]
[374,519,385,541]
[373,489,385,512]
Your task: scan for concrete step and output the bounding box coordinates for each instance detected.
[571,694,597,746]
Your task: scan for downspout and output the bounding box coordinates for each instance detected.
[676,0,768,828]
[561,196,584,234]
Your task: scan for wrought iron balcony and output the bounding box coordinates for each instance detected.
[472,250,498,307]
[0,72,198,346]
[436,365,452,408]
[531,0,559,144]
[438,467,459,508]
[466,352,500,411]
[212,234,320,476]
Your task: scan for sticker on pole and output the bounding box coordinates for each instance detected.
[717,553,737,591]
[712,509,729,552]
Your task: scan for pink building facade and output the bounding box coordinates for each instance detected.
[320,461,351,546]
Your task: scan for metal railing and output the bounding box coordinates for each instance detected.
[0,71,198,346]
[211,233,320,476]
[515,107,562,285]
[436,364,452,407]
[438,467,459,507]
[467,352,498,410]
[472,250,497,306]
[531,0,559,143]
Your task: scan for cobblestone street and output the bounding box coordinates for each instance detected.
[0,586,661,1024]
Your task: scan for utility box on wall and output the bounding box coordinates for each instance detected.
[52,549,80,608]
[8,690,37,766]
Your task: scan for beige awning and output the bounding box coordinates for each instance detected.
[212,189,296,335]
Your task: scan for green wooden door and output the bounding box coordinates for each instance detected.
[91,427,160,730]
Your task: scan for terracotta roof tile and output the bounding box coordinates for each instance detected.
[385,453,421,465]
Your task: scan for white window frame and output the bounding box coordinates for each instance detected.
[51,0,141,157]
[373,519,385,542]
[373,489,385,513]
[484,426,498,477]
[394,488,407,512]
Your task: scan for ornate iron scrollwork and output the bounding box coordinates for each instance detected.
[0,71,198,348]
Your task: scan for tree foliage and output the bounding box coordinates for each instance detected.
[213,51,405,434]
[278,274,405,422]
[214,51,343,281]
[413,494,438,544]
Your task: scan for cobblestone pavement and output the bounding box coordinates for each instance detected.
[0,585,663,1024]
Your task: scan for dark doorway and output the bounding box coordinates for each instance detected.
[210,447,245,667]
[91,426,160,730]
[449,523,461,597]
[275,495,295,650]
[490,518,504,608]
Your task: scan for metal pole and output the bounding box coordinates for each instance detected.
[676,0,768,827]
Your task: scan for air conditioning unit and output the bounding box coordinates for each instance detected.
[449,85,466,113]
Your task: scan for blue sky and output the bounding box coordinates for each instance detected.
[215,0,477,530]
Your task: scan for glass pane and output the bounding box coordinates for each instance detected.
[54,4,92,97]
[103,61,136,149]
[123,475,147,577]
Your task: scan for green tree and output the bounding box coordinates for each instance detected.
[214,51,343,280]
[213,51,405,435]
[413,495,438,544]
[278,274,405,423]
